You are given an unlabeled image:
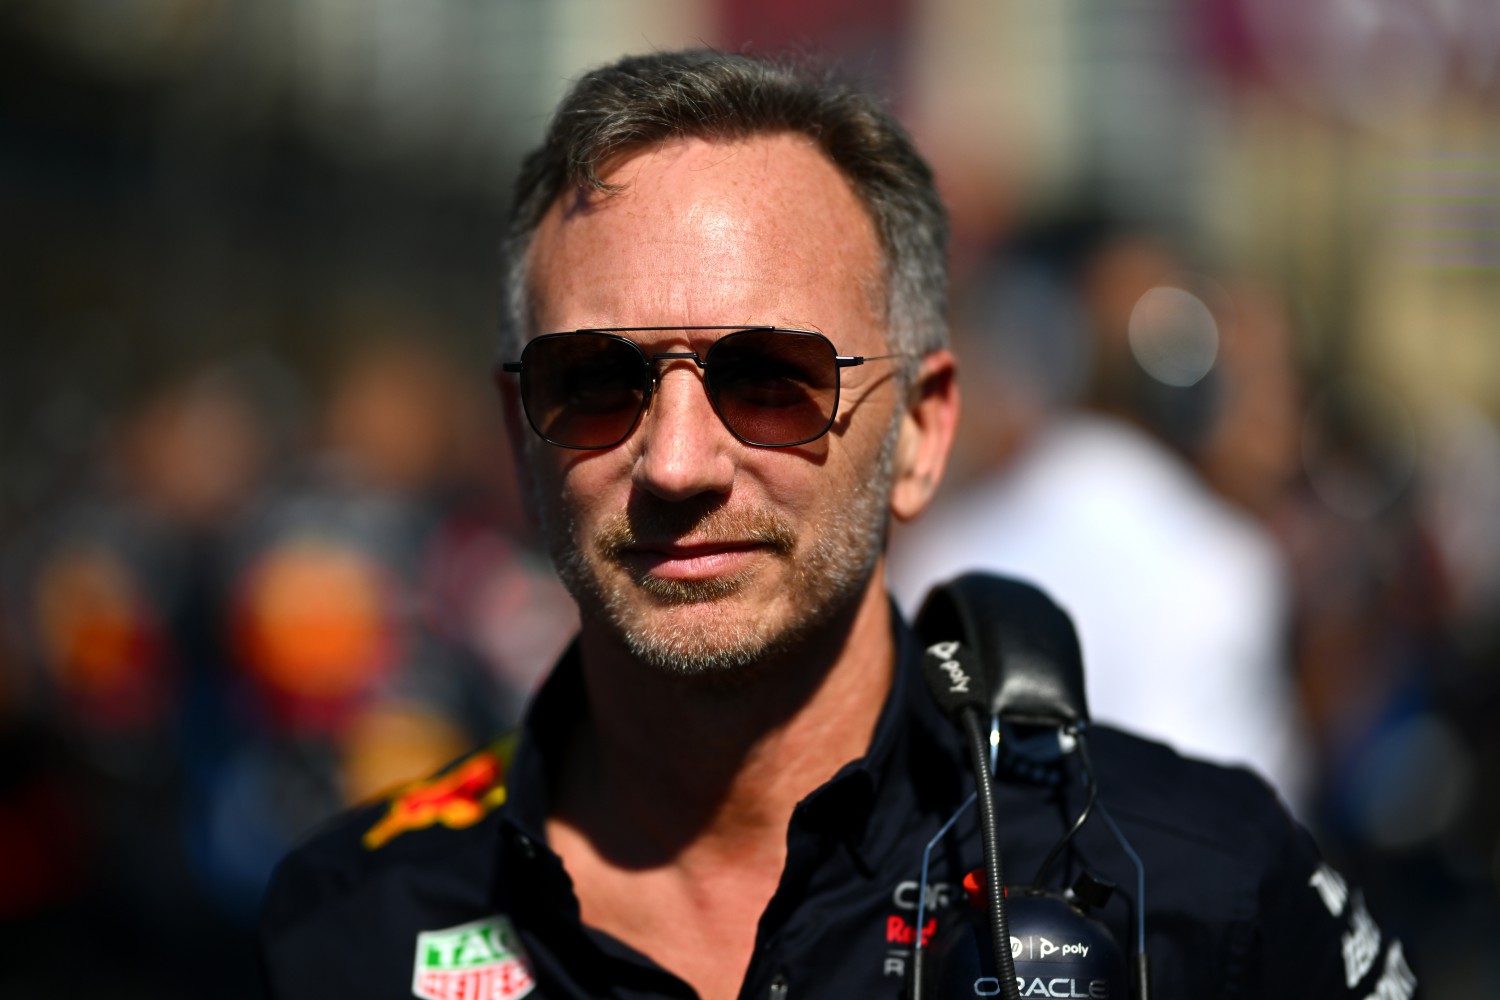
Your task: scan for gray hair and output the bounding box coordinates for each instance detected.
[498,49,949,365]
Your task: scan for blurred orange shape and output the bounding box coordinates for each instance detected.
[34,549,169,726]
[236,540,397,703]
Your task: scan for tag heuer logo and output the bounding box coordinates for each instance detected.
[412,916,535,1000]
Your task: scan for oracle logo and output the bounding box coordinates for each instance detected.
[973,978,1109,998]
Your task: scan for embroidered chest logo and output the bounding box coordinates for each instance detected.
[364,735,516,849]
[412,915,535,1000]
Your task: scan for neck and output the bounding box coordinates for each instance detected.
[553,568,897,866]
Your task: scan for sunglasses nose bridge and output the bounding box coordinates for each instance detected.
[645,350,708,370]
[640,350,708,411]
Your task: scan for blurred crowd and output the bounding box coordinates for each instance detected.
[0,338,576,998]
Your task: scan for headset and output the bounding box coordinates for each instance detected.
[909,574,1151,1000]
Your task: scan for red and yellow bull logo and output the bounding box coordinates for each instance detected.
[363,735,515,850]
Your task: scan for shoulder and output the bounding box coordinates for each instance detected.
[1085,724,1294,844]
[1080,725,1418,997]
[1077,723,1307,923]
[1083,723,1328,913]
[267,732,518,894]
[259,735,519,998]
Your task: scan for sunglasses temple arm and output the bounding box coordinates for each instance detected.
[835,352,919,367]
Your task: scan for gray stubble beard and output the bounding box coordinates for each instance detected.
[536,416,901,681]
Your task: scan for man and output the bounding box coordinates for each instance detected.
[260,50,1415,1000]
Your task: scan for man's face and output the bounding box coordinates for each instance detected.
[516,134,908,676]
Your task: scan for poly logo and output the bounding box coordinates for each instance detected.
[412,915,535,1000]
[1012,935,1091,961]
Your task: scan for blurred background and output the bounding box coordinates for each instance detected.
[0,1,1496,996]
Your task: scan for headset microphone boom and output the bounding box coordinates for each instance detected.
[911,574,1151,1000]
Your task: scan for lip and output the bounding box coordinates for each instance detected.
[619,540,771,581]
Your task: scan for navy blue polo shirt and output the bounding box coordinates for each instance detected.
[260,615,1416,999]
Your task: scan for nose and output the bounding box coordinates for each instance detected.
[630,360,737,502]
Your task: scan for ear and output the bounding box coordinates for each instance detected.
[890,349,960,522]
[493,369,541,528]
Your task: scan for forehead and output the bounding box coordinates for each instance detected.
[524,134,884,342]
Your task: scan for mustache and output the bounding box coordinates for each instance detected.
[595,498,797,561]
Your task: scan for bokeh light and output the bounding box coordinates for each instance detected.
[1126,285,1220,387]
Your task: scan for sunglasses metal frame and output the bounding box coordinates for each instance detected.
[498,326,905,450]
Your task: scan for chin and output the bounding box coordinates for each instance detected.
[613,583,793,678]
[622,625,772,679]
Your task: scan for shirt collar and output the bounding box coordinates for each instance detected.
[794,609,969,868]
[499,608,967,874]
[501,636,585,851]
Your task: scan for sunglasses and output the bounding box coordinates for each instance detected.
[499,326,908,450]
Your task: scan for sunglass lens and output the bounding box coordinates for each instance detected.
[707,330,839,446]
[521,334,647,448]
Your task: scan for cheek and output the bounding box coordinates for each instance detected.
[519,442,586,528]
[551,453,630,528]
[734,450,817,509]
[750,455,857,537]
